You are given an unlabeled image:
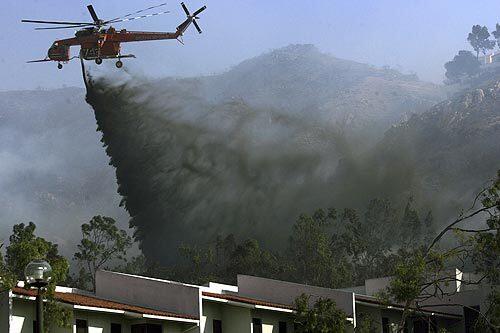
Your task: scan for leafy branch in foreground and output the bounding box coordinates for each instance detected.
[381,170,500,332]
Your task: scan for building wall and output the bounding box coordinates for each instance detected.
[163,321,196,333]
[251,308,295,333]
[10,298,189,333]
[200,302,256,333]
[11,299,35,333]
[202,301,299,333]
[222,305,251,333]
[124,318,193,333]
[364,277,392,296]
[237,275,354,317]
[201,301,223,333]
[356,303,382,328]
[95,271,200,318]
[73,309,131,333]
[0,291,10,333]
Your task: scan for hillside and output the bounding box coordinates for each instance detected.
[0,45,479,258]
[0,88,127,252]
[332,80,500,220]
[382,81,500,195]
[191,44,445,135]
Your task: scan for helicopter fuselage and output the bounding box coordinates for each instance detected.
[47,25,186,63]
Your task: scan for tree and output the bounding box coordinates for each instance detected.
[3,222,72,332]
[170,199,434,288]
[177,243,216,285]
[380,170,500,332]
[287,209,352,288]
[336,200,399,284]
[73,216,132,291]
[470,170,500,329]
[400,197,423,244]
[0,242,15,291]
[5,222,69,283]
[116,254,147,276]
[355,313,379,333]
[363,199,399,250]
[492,24,500,47]
[294,293,347,333]
[444,50,481,84]
[423,211,434,244]
[225,239,281,280]
[467,25,496,59]
[175,234,282,285]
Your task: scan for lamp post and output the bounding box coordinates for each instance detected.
[24,259,52,333]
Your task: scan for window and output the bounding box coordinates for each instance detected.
[131,325,146,333]
[147,324,162,333]
[465,305,480,333]
[252,318,262,333]
[413,318,429,333]
[131,324,162,333]
[279,321,287,333]
[76,319,88,333]
[111,323,122,333]
[382,317,389,333]
[213,319,222,333]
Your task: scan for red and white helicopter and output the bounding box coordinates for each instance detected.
[22,2,206,69]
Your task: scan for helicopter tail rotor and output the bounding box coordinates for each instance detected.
[177,2,206,34]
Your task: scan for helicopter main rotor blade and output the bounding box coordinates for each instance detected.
[107,10,170,24]
[87,5,100,23]
[104,2,168,24]
[192,6,207,17]
[27,59,52,63]
[181,2,190,16]
[22,19,94,25]
[35,24,95,30]
[192,20,202,34]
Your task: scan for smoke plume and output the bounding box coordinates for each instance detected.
[86,75,351,262]
[84,50,499,264]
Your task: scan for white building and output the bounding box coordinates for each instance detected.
[1,269,489,333]
[480,52,500,65]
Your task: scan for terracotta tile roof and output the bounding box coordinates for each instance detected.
[202,291,294,310]
[12,287,198,320]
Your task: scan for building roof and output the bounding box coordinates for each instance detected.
[202,291,294,311]
[355,294,462,319]
[12,287,198,320]
[202,291,461,319]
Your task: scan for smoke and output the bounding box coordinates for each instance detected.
[0,88,128,255]
[86,73,363,262]
[84,60,499,265]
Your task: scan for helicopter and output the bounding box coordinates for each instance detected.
[22,2,206,69]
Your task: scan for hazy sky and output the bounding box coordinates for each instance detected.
[1,0,500,90]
